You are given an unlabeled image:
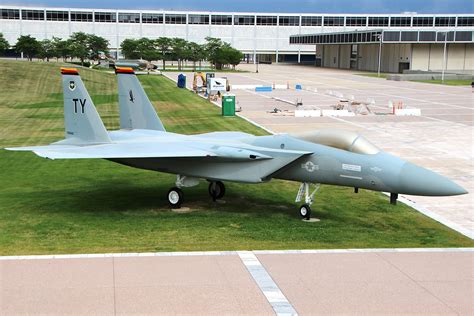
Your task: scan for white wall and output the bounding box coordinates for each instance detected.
[411,43,473,72]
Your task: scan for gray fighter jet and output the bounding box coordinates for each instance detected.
[6,67,467,219]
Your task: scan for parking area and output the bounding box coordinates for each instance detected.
[166,64,473,237]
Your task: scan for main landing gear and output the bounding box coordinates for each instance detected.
[166,175,226,208]
[208,181,225,201]
[295,182,320,220]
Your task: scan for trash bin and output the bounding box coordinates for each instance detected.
[222,94,235,117]
[177,74,186,88]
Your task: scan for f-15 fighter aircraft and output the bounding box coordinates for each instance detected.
[6,67,467,219]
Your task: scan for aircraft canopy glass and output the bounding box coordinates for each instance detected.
[294,129,380,155]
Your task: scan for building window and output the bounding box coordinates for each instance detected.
[118,13,140,23]
[211,15,232,25]
[418,31,436,41]
[22,10,44,21]
[70,11,93,22]
[390,17,411,27]
[435,17,456,27]
[401,31,418,41]
[142,13,163,24]
[188,14,209,25]
[165,14,186,24]
[301,16,322,26]
[46,10,69,21]
[383,31,401,41]
[95,12,116,23]
[412,17,433,27]
[279,16,299,26]
[346,17,366,27]
[455,31,472,41]
[324,16,344,26]
[256,16,277,25]
[234,15,254,25]
[368,17,389,27]
[1,9,20,19]
[436,31,455,42]
[457,17,474,27]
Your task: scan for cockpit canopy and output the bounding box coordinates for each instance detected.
[293,129,380,155]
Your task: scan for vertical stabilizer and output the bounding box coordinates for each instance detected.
[116,67,166,131]
[60,68,111,144]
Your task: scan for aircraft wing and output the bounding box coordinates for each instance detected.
[4,142,277,160]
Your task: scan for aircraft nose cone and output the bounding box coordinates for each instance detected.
[399,163,468,196]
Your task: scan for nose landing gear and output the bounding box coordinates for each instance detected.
[167,187,184,208]
[295,182,320,220]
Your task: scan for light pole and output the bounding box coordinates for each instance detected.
[256,54,259,73]
[441,31,448,83]
[377,32,383,77]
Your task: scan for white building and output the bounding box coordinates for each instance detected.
[1,6,473,72]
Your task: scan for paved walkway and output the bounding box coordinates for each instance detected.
[166,64,473,238]
[1,249,472,315]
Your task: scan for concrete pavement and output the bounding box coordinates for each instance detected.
[1,249,473,315]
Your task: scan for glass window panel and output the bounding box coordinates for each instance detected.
[118,13,140,23]
[211,15,232,25]
[301,16,322,26]
[165,14,186,24]
[256,15,277,25]
[324,16,344,26]
[22,10,44,21]
[189,14,209,24]
[46,10,69,21]
[142,13,163,24]
[95,12,116,23]
[70,11,93,22]
[279,16,299,26]
[412,17,433,27]
[390,17,411,27]
[457,17,474,26]
[234,15,254,25]
[1,9,20,20]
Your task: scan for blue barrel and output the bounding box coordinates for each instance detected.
[177,74,186,88]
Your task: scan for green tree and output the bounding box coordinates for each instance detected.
[54,38,72,61]
[120,38,140,59]
[204,37,227,69]
[170,38,188,70]
[226,47,244,70]
[15,35,40,61]
[38,39,56,62]
[0,33,9,56]
[187,42,205,71]
[87,34,109,63]
[69,32,89,65]
[136,38,159,62]
[155,37,172,70]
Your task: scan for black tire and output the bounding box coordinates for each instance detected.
[167,187,183,208]
[208,181,225,201]
[299,204,312,220]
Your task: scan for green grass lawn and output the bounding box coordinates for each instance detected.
[358,73,472,86]
[358,73,389,79]
[414,79,473,86]
[0,60,472,255]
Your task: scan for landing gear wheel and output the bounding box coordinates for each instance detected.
[167,187,183,208]
[208,181,225,201]
[299,204,312,220]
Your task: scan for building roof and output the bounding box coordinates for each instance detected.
[290,29,474,45]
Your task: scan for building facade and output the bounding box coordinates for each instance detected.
[1,6,473,72]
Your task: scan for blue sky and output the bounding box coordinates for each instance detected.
[3,0,473,13]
